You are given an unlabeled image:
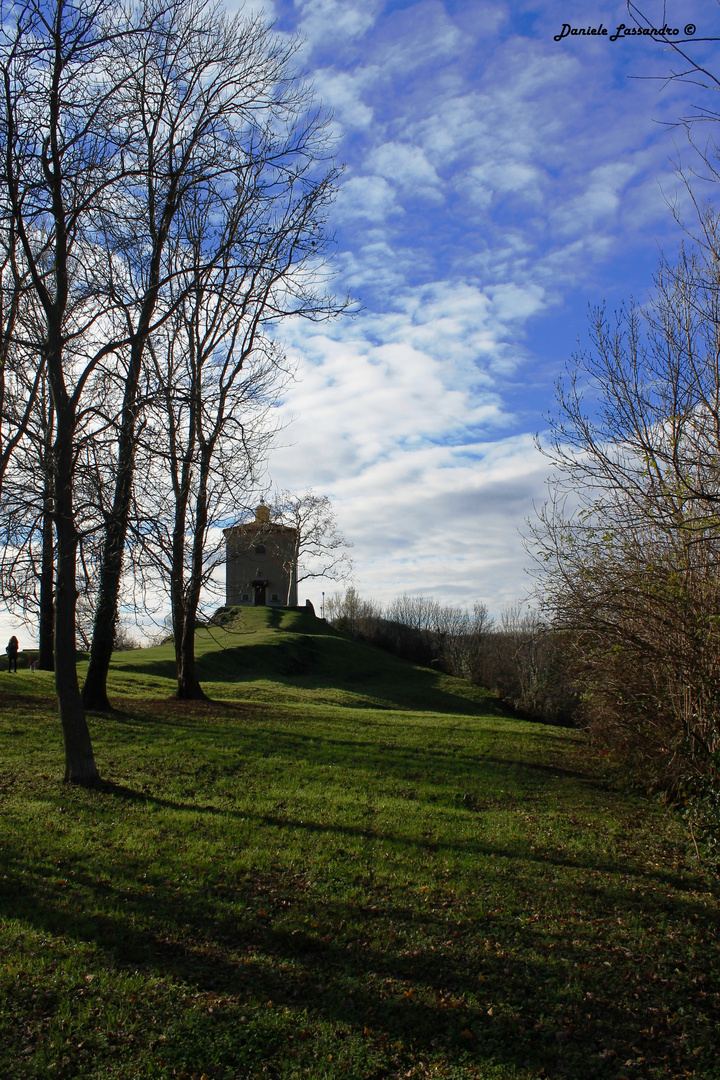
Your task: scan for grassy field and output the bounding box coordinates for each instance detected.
[0,607,717,1080]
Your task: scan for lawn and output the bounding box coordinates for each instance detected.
[0,609,717,1079]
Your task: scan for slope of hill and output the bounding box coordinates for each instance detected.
[108,606,502,715]
[0,609,717,1080]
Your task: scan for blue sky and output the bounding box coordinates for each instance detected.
[257,0,717,613]
[2,0,717,647]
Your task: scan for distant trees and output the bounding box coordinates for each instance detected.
[327,589,494,676]
[326,587,575,724]
[0,0,343,779]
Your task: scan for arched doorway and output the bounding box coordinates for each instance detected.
[252,577,269,606]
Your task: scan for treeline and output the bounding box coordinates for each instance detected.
[326,588,578,726]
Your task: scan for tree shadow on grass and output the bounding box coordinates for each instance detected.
[90,779,703,896]
[0,836,716,1080]
[111,634,507,717]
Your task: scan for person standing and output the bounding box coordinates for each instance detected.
[6,636,19,673]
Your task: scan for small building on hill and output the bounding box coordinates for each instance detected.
[224,503,298,607]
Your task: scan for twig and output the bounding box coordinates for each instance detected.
[688,817,702,862]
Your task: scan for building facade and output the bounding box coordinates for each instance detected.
[224,504,298,607]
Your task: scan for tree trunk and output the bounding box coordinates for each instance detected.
[83,191,174,710]
[80,539,121,711]
[176,455,209,700]
[176,618,207,700]
[53,405,98,784]
[38,490,55,670]
[82,341,145,710]
[38,432,55,670]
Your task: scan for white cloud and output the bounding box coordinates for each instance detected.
[223,0,276,21]
[312,67,377,130]
[290,433,549,613]
[265,268,554,614]
[296,0,384,44]
[370,2,467,77]
[556,162,640,231]
[336,174,400,220]
[366,141,442,199]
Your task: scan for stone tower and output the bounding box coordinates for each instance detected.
[223,503,298,607]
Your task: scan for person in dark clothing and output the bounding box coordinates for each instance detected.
[6,636,19,673]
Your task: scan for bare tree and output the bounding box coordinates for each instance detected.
[132,290,285,700]
[272,490,353,605]
[531,241,720,784]
[119,15,343,701]
[325,586,380,638]
[82,0,341,710]
[0,0,343,779]
[0,0,154,782]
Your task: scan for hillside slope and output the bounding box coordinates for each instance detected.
[108,606,504,715]
[0,610,717,1080]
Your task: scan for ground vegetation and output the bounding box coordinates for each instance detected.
[530,243,720,853]
[0,609,716,1079]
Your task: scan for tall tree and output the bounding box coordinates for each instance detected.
[0,0,146,782]
[81,0,342,710]
[131,132,342,699]
[133,301,281,700]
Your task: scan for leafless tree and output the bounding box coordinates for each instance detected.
[0,0,153,782]
[272,489,353,605]
[0,0,344,779]
[531,241,720,784]
[120,27,342,701]
[325,586,380,638]
[132,295,285,701]
[82,0,344,710]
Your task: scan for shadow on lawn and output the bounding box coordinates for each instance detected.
[0,835,715,1080]
[101,704,594,791]
[112,636,506,717]
[85,778,704,897]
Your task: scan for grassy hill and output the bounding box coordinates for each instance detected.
[0,608,717,1080]
[107,606,502,714]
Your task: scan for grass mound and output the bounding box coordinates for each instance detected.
[0,611,717,1079]
[110,606,501,715]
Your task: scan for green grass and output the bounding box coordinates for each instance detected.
[0,608,717,1080]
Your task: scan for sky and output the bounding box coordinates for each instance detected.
[2,0,718,648]
[252,0,717,615]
